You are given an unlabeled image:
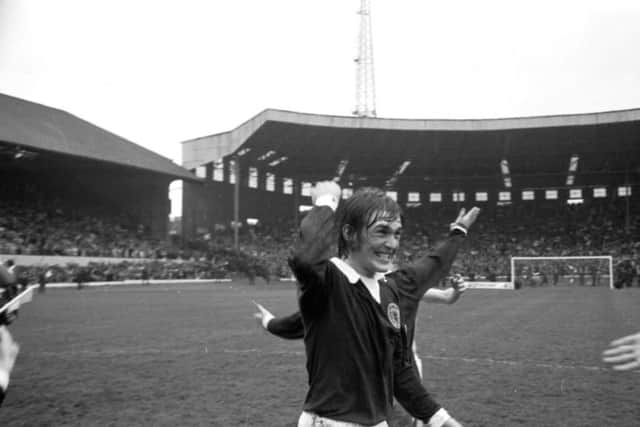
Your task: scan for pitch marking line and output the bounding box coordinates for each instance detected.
[223,348,623,373]
[36,347,635,374]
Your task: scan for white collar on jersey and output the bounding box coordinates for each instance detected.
[330,257,387,284]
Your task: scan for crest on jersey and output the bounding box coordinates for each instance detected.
[387,302,400,329]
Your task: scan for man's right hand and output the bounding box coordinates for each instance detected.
[311,181,341,206]
[603,332,640,371]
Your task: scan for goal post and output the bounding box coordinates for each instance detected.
[510,256,614,289]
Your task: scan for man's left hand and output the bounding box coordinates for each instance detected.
[451,207,480,232]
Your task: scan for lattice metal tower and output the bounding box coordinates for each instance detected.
[354,0,377,117]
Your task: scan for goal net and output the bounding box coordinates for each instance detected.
[510,256,613,289]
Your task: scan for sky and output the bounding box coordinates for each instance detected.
[1,0,640,216]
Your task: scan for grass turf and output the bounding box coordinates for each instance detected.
[2,282,639,426]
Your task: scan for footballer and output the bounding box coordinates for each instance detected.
[281,182,476,427]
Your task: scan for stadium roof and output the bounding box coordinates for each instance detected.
[0,93,197,181]
[182,108,640,192]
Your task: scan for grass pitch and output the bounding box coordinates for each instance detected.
[2,282,639,426]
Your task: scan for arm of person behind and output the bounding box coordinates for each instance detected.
[396,230,465,303]
[423,275,467,305]
[288,181,340,315]
[399,207,479,301]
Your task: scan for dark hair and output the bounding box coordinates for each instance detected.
[336,187,403,258]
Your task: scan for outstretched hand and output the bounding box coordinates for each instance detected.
[0,326,19,382]
[451,207,480,231]
[311,181,341,205]
[602,332,640,371]
[252,301,275,330]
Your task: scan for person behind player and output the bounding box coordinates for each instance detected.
[6,260,29,292]
[286,181,472,427]
[1,261,18,297]
[0,326,19,407]
[602,332,640,371]
[0,262,19,326]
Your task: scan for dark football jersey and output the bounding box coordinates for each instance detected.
[288,205,453,424]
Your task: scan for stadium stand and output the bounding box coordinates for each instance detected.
[179,108,640,288]
[1,96,638,288]
[6,198,637,288]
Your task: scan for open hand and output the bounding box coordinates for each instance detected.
[602,332,640,371]
[451,207,480,231]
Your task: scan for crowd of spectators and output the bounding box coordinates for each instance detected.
[394,199,640,287]
[1,197,639,288]
[0,201,165,258]
[446,200,640,284]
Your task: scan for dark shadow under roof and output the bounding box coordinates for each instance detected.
[0,93,197,181]
[182,108,640,191]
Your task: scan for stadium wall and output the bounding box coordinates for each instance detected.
[0,254,157,267]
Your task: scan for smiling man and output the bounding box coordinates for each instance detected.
[287,182,471,427]
[255,193,477,427]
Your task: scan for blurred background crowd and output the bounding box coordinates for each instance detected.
[1,197,638,288]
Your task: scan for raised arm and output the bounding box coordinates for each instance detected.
[288,181,341,315]
[397,207,480,303]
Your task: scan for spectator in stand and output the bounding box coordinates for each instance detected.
[141,266,150,285]
[614,256,635,289]
[1,194,638,286]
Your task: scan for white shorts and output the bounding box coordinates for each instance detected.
[298,408,450,427]
[298,411,389,427]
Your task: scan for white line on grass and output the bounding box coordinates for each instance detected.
[37,346,632,374]
[223,348,622,373]
[40,348,196,357]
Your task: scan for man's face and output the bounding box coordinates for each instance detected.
[348,216,402,278]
